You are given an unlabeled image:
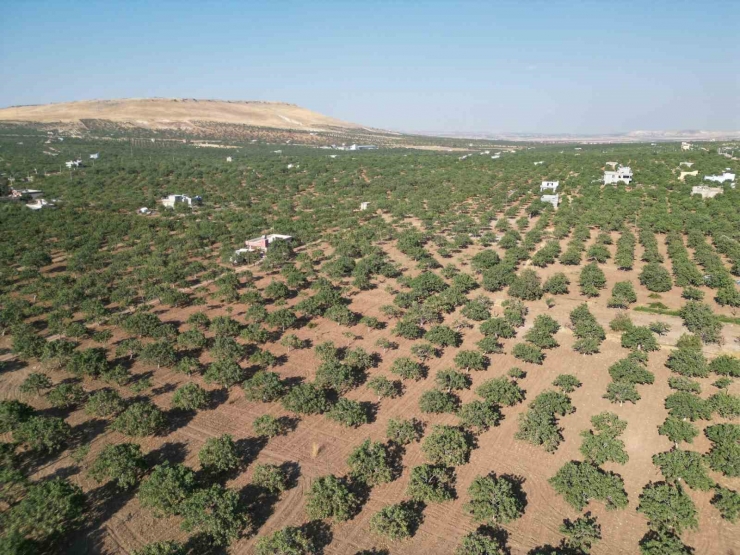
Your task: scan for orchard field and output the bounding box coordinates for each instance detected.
[1,130,740,554]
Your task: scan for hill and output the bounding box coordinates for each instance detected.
[0,98,365,132]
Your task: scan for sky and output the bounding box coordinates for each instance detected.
[1,1,738,134]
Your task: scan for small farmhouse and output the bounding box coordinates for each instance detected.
[26,198,55,210]
[65,159,82,169]
[681,142,693,151]
[90,153,99,159]
[244,234,293,253]
[161,194,202,208]
[541,194,559,208]
[704,171,736,184]
[540,181,559,192]
[604,166,632,185]
[692,186,723,199]
[360,202,370,211]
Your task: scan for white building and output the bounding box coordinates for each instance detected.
[89,153,99,159]
[692,186,724,199]
[541,194,559,208]
[604,166,633,185]
[681,142,693,151]
[26,198,55,210]
[10,189,43,199]
[161,194,202,208]
[348,144,378,151]
[534,161,544,166]
[704,172,736,184]
[540,181,559,192]
[226,156,232,162]
[360,202,370,211]
[244,234,293,253]
[65,159,82,169]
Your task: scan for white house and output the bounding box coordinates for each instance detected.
[604,166,633,185]
[226,156,232,162]
[65,159,82,169]
[360,202,370,211]
[704,172,736,184]
[534,161,544,166]
[89,153,99,159]
[681,142,693,151]
[244,234,293,253]
[692,186,723,199]
[540,181,559,192]
[541,194,559,208]
[348,144,378,151]
[161,194,202,208]
[26,198,55,210]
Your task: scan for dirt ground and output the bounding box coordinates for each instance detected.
[2,222,740,555]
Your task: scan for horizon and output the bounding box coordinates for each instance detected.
[1,1,738,135]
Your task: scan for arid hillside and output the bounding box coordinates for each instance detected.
[0,98,365,132]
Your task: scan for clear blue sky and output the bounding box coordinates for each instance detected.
[1,1,738,134]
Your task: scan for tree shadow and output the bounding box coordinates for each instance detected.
[71,418,109,446]
[477,525,511,555]
[301,520,334,555]
[151,382,178,396]
[234,436,268,468]
[208,387,230,410]
[240,482,281,533]
[500,474,528,512]
[0,359,26,373]
[165,407,198,434]
[362,401,379,424]
[145,440,189,466]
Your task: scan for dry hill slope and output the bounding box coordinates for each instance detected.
[0,98,365,132]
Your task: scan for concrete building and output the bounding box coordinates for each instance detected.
[541,194,559,208]
[604,166,633,185]
[226,156,232,162]
[348,144,378,151]
[704,171,736,184]
[360,202,370,211]
[682,142,693,151]
[26,198,55,210]
[89,153,99,159]
[540,181,559,192]
[692,186,724,199]
[244,234,293,253]
[161,194,202,208]
[65,159,82,169]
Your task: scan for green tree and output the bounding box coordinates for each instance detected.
[636,481,698,534]
[454,350,487,371]
[639,263,673,292]
[255,526,314,555]
[508,269,543,301]
[455,530,504,555]
[347,440,392,485]
[111,401,166,437]
[367,376,402,400]
[19,373,52,396]
[391,357,425,380]
[180,484,248,546]
[549,461,628,511]
[139,462,197,517]
[419,389,459,414]
[204,359,246,388]
[327,398,368,427]
[242,370,285,402]
[652,449,713,490]
[89,443,147,490]
[46,383,86,409]
[553,374,581,393]
[386,418,423,445]
[407,464,456,503]
[465,473,525,524]
[476,377,525,406]
[281,383,330,415]
[199,434,239,474]
[85,388,125,417]
[579,263,607,297]
[422,425,472,466]
[133,541,186,555]
[370,502,420,540]
[14,415,71,453]
[305,474,358,521]
[251,463,288,493]
[711,486,740,523]
[252,415,289,438]
[658,417,698,447]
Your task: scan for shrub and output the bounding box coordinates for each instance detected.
[579,263,607,297]
[710,355,740,377]
[367,376,402,399]
[476,377,525,406]
[508,269,543,301]
[425,325,461,347]
[609,313,633,332]
[133,542,186,555]
[306,474,359,521]
[711,487,740,523]
[553,374,581,393]
[436,369,471,392]
[454,350,488,371]
[47,383,86,409]
[252,415,288,438]
[542,273,570,295]
[180,484,248,546]
[621,326,660,352]
[458,400,501,432]
[19,373,52,395]
[242,370,285,402]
